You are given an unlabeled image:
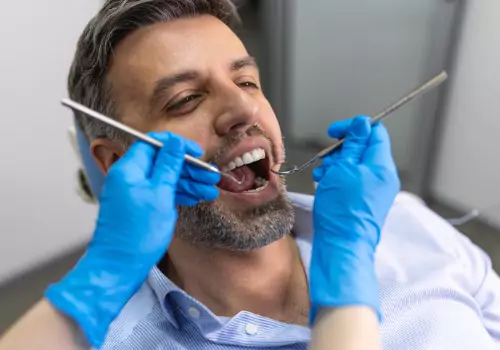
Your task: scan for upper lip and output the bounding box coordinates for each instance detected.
[217,137,273,170]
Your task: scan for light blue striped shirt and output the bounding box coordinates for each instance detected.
[98,192,500,349]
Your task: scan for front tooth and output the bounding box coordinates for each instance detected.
[259,148,266,159]
[234,157,244,167]
[227,161,236,171]
[242,152,254,165]
[251,149,261,161]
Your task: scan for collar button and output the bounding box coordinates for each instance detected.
[188,307,201,319]
[245,323,259,335]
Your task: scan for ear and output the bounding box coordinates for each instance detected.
[91,139,126,174]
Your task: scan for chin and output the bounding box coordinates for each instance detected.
[175,176,294,251]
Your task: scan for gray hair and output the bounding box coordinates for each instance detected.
[68,0,240,147]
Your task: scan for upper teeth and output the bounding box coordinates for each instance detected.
[222,148,266,172]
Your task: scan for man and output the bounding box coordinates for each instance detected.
[3,0,500,349]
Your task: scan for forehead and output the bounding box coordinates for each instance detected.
[109,15,249,83]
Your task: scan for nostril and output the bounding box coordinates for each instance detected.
[230,122,249,134]
[215,117,252,136]
[215,94,260,135]
[216,121,253,137]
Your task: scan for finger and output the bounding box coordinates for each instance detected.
[313,160,331,182]
[338,116,371,164]
[313,166,325,183]
[175,193,200,207]
[327,119,355,139]
[313,150,344,181]
[148,131,203,157]
[320,151,342,168]
[150,132,186,185]
[362,123,396,171]
[179,137,221,184]
[177,177,219,202]
[110,140,157,183]
[182,163,221,185]
[184,138,204,158]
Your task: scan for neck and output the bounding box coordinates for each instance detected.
[161,235,309,325]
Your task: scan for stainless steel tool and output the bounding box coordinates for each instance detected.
[61,98,240,183]
[272,71,449,176]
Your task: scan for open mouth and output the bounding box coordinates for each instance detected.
[217,147,271,193]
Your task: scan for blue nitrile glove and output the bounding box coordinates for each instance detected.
[45,132,220,348]
[309,116,400,324]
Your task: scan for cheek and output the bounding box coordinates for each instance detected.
[149,119,213,155]
[256,105,284,164]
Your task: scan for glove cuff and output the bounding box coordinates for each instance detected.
[45,284,107,348]
[309,239,380,325]
[44,253,149,348]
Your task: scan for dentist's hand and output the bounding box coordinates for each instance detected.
[45,132,220,348]
[310,116,400,323]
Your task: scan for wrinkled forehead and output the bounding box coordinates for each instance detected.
[108,15,249,91]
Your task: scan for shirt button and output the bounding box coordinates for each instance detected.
[188,307,201,319]
[245,323,259,335]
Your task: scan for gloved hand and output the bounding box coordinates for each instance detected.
[310,116,400,324]
[45,132,220,348]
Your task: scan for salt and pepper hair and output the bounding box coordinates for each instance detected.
[68,0,240,147]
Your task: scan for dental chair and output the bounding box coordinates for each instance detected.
[67,123,104,203]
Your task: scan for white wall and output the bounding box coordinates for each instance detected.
[431,1,500,228]
[288,0,455,175]
[0,0,101,283]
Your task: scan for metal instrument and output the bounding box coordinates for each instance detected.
[272,71,449,176]
[61,98,240,183]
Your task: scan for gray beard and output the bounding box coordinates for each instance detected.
[175,179,295,251]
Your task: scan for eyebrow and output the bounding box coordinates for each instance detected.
[151,71,200,109]
[150,56,259,109]
[230,56,258,71]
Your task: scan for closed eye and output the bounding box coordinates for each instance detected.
[165,94,202,112]
[238,81,260,89]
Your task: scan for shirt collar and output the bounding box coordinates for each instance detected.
[147,266,182,328]
[147,192,315,328]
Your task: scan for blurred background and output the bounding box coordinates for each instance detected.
[1,0,500,333]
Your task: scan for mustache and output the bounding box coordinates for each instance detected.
[207,125,276,167]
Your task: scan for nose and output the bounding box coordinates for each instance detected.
[214,85,260,136]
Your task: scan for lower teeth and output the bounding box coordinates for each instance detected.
[255,177,267,187]
[245,177,268,193]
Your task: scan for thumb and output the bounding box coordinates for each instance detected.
[150,132,187,186]
[338,116,371,164]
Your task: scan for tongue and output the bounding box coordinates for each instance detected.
[218,165,256,193]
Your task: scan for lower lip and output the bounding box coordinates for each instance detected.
[218,172,280,207]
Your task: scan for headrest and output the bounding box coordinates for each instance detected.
[75,121,105,199]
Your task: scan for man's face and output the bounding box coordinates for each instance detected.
[94,15,294,250]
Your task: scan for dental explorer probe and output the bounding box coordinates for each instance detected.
[272,71,449,176]
[61,98,241,184]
